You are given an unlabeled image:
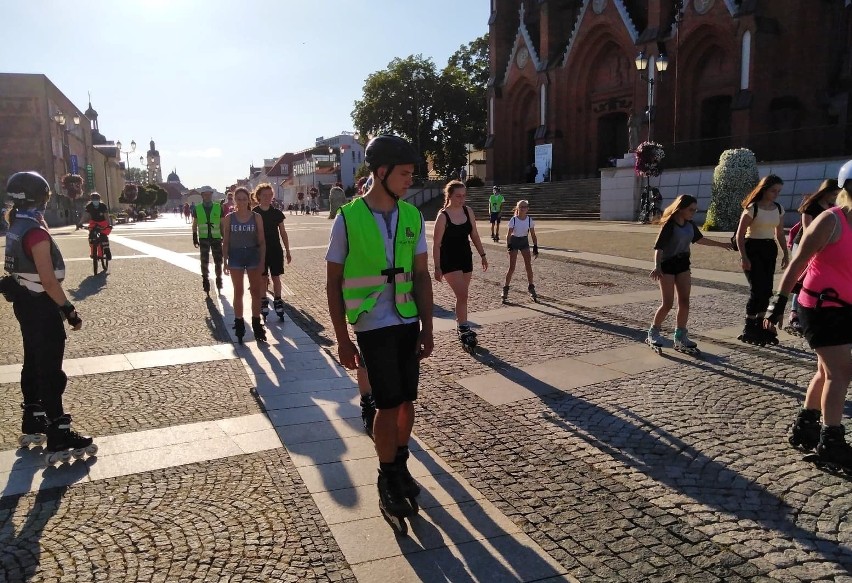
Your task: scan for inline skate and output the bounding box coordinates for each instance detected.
[395,446,421,505]
[738,318,770,346]
[18,403,48,448]
[457,324,477,354]
[501,285,509,303]
[787,313,804,337]
[215,275,223,291]
[646,325,663,355]
[788,408,820,451]
[234,318,246,344]
[528,283,538,303]
[360,393,376,437]
[673,327,701,356]
[252,317,267,343]
[273,298,286,322]
[202,277,210,295]
[377,468,416,535]
[261,297,270,320]
[45,415,97,465]
[804,425,852,476]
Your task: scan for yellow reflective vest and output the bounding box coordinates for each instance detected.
[340,198,421,324]
[195,202,222,239]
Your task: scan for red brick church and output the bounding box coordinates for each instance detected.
[486,0,852,183]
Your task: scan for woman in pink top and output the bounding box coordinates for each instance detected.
[765,161,852,473]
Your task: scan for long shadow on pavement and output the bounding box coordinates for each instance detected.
[461,303,852,574]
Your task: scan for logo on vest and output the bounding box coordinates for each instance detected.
[405,227,415,239]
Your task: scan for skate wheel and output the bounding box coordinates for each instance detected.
[32,434,45,446]
[85,444,98,456]
[18,435,31,448]
[72,448,86,459]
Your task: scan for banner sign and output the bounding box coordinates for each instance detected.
[70,155,79,175]
[534,143,552,183]
[86,164,95,189]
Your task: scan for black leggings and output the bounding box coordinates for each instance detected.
[743,239,778,316]
[13,292,68,419]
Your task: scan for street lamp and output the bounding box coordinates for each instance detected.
[634,52,668,142]
[410,71,425,178]
[328,146,340,182]
[116,139,137,176]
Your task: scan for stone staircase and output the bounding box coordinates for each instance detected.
[464,179,601,220]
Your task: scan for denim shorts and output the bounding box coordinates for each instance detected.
[227,247,260,270]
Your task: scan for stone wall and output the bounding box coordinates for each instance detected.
[601,154,848,227]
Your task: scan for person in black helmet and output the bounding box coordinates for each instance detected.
[2,172,97,462]
[325,135,434,526]
[78,191,112,260]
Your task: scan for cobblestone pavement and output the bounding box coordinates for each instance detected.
[0,215,850,582]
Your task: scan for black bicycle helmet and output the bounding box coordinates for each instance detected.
[5,171,50,202]
[364,135,418,199]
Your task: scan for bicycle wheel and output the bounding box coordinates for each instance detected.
[92,256,98,275]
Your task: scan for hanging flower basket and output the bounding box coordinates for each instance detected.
[61,173,84,199]
[123,182,138,202]
[634,141,665,177]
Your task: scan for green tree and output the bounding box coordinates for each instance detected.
[125,168,145,184]
[352,55,439,178]
[448,33,489,90]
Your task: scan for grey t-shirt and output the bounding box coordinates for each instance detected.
[326,207,428,333]
[653,219,702,261]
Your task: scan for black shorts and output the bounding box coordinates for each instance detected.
[440,251,473,274]
[508,235,530,252]
[490,212,501,224]
[263,246,284,277]
[798,306,852,348]
[355,322,420,409]
[660,253,691,276]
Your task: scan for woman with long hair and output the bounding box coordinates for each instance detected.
[501,199,539,303]
[787,179,839,334]
[647,195,733,353]
[222,187,266,343]
[765,163,852,472]
[734,174,788,345]
[432,180,487,350]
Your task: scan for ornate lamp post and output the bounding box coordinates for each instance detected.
[116,139,137,177]
[634,52,669,142]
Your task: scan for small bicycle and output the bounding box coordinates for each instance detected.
[638,186,662,224]
[89,225,110,275]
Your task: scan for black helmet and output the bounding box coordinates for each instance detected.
[365,135,418,172]
[5,171,50,202]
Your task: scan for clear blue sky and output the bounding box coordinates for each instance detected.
[2,1,489,191]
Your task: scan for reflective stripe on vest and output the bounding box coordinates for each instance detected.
[340,198,421,324]
[195,202,222,239]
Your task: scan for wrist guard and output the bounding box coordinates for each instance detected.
[192,232,199,247]
[60,302,82,327]
[766,293,788,326]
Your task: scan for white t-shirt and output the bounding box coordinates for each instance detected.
[326,206,427,333]
[508,215,535,237]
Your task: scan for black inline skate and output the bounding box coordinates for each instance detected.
[528,283,538,303]
[501,285,509,303]
[234,318,246,344]
[252,316,267,343]
[202,277,210,295]
[738,318,768,346]
[788,408,821,451]
[377,467,416,535]
[273,297,286,322]
[457,324,477,354]
[18,403,48,448]
[215,275,223,291]
[395,446,421,505]
[804,425,852,476]
[261,297,270,320]
[360,393,376,437]
[45,415,97,465]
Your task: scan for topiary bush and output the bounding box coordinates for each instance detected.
[464,176,484,188]
[703,148,759,231]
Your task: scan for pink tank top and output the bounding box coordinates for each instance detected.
[799,207,852,308]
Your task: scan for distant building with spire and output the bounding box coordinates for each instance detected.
[146,139,162,183]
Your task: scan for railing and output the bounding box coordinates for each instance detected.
[402,186,442,207]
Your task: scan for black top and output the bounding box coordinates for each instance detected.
[440,206,473,258]
[252,206,285,250]
[85,202,108,222]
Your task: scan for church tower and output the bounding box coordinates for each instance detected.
[146,139,163,183]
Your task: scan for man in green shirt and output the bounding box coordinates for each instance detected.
[191,187,224,294]
[489,185,506,242]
